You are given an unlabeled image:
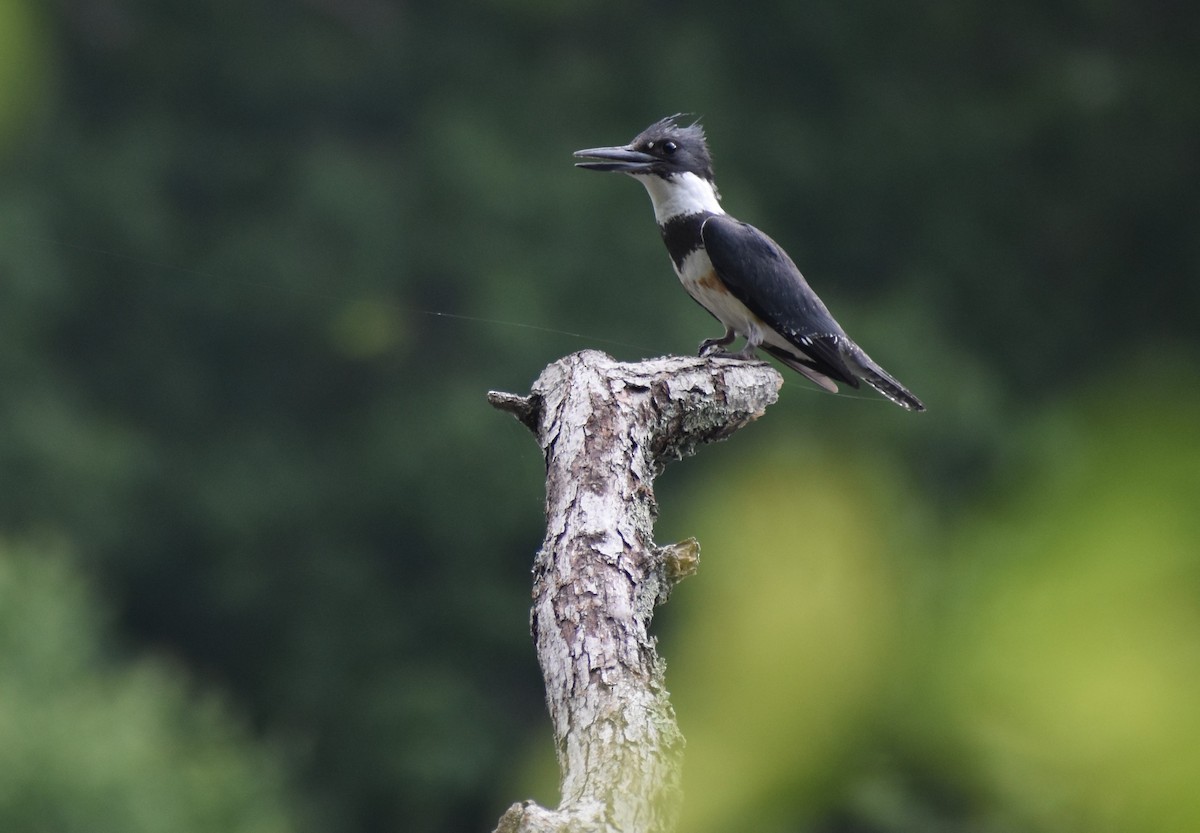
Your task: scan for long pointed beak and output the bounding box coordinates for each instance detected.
[573,145,656,173]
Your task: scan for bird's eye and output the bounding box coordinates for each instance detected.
[663,141,678,154]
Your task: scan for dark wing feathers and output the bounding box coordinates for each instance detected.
[699,215,926,411]
[700,215,840,338]
[700,215,857,384]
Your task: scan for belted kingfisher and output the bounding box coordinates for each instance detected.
[574,115,925,411]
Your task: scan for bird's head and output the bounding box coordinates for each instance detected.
[574,114,715,184]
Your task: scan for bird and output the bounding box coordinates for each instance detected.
[573,115,925,412]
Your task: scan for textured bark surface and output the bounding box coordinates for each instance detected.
[487,350,782,833]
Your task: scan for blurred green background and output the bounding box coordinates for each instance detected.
[1,1,1197,831]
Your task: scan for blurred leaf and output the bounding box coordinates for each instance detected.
[665,443,918,831]
[0,541,303,833]
[925,375,1200,832]
[0,0,52,151]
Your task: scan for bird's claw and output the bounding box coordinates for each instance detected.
[699,345,760,361]
[698,328,738,357]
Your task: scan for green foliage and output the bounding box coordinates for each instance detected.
[667,446,909,833]
[923,383,1200,833]
[646,370,1200,832]
[0,1,51,152]
[0,0,1196,831]
[0,541,299,833]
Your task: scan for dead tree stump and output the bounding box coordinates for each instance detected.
[487,349,782,833]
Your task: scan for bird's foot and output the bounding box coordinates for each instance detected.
[701,344,761,362]
[698,328,737,357]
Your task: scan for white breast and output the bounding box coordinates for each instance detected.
[675,248,766,344]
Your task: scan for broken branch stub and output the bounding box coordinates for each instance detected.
[487,350,782,833]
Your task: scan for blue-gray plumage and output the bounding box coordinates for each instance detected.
[574,115,925,411]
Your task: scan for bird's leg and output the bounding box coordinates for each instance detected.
[731,328,763,360]
[698,326,737,357]
[702,328,765,362]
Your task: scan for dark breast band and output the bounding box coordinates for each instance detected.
[658,212,714,270]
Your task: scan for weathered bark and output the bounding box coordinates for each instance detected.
[487,350,782,833]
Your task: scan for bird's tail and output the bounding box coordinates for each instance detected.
[762,345,841,393]
[844,346,925,412]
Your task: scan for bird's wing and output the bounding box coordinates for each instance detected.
[701,215,857,385]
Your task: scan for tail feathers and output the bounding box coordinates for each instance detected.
[762,345,841,393]
[843,346,926,412]
[763,338,925,411]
